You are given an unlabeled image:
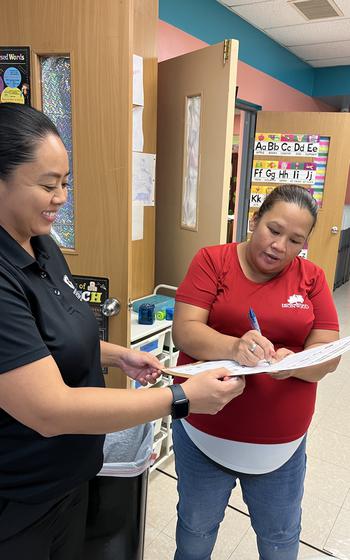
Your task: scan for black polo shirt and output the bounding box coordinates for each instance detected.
[0,226,105,504]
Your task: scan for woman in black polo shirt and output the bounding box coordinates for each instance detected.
[0,103,245,559]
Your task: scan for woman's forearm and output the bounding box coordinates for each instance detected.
[173,320,236,361]
[45,385,173,437]
[0,354,247,438]
[100,340,129,368]
[291,356,340,383]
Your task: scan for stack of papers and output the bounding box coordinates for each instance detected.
[163,336,350,378]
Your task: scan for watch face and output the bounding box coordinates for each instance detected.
[170,384,189,419]
[172,399,189,420]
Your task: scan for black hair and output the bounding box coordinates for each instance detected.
[255,184,318,230]
[0,103,60,181]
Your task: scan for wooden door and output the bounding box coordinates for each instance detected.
[1,0,158,388]
[156,40,238,288]
[254,112,350,288]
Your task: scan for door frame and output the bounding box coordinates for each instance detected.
[234,98,261,242]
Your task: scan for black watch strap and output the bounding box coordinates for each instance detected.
[168,384,189,420]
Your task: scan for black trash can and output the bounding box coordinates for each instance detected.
[83,423,154,560]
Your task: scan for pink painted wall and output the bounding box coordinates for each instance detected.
[236,60,334,112]
[158,20,207,61]
[158,20,334,112]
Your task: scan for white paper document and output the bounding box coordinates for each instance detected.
[164,336,350,378]
[132,201,144,241]
[132,152,156,206]
[133,106,144,152]
[133,54,144,106]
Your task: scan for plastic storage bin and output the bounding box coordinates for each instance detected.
[84,423,154,560]
[132,294,175,314]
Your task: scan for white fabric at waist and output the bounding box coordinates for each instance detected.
[181,419,305,475]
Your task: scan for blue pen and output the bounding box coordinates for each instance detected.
[248,307,261,334]
[248,308,273,365]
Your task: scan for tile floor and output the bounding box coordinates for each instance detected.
[144,280,350,560]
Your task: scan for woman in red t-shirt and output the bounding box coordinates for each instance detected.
[171,184,340,560]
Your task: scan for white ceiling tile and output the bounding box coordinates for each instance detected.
[232,0,306,28]
[215,0,350,68]
[267,19,350,46]
[219,0,267,6]
[306,56,350,67]
[218,0,350,15]
[289,40,350,60]
[327,0,350,17]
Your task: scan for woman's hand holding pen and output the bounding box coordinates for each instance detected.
[232,330,276,366]
[233,307,275,366]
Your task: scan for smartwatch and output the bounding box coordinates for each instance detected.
[168,384,189,419]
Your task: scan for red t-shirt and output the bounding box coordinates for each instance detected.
[175,243,339,444]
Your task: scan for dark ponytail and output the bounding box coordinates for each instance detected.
[0,103,60,180]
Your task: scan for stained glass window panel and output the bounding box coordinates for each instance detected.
[40,56,75,249]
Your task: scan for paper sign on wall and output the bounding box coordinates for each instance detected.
[132,201,144,241]
[133,54,144,106]
[133,106,144,152]
[0,46,30,105]
[132,152,156,206]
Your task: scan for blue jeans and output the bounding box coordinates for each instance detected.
[172,420,307,560]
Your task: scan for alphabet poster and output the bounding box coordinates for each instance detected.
[248,132,330,259]
[0,47,30,105]
[251,133,330,210]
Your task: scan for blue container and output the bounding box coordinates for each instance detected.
[165,307,174,321]
[138,303,155,325]
[133,295,175,314]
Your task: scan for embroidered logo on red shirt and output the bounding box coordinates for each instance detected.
[282,294,309,309]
